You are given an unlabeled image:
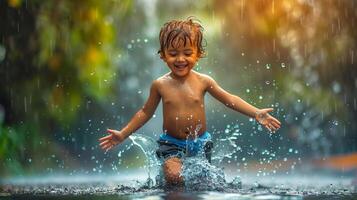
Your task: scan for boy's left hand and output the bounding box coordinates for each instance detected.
[255,108,281,133]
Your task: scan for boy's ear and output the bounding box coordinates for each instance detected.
[197,52,202,58]
[159,52,166,61]
[197,48,205,58]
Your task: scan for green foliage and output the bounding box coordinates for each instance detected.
[0,0,133,175]
[1,0,133,124]
[0,123,39,175]
[34,0,130,123]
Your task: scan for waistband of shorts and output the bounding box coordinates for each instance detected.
[158,131,211,148]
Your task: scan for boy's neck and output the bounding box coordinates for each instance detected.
[169,71,192,81]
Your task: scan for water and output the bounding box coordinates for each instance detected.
[127,134,160,182]
[1,133,356,199]
[1,174,356,199]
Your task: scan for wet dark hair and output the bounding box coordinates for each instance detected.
[158,17,206,57]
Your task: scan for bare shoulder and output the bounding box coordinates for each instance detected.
[152,73,170,89]
[193,71,216,85]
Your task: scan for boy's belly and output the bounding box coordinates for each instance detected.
[162,108,207,140]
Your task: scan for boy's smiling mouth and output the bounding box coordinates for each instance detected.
[174,63,188,70]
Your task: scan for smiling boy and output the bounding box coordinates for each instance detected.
[99,18,281,185]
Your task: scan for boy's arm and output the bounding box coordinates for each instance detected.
[204,75,281,132]
[99,80,161,151]
[118,80,161,138]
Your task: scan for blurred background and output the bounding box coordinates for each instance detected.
[0,0,356,179]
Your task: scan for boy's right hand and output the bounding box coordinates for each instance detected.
[99,129,125,151]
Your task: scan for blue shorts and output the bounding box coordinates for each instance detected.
[156,132,213,162]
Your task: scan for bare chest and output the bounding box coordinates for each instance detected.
[160,81,205,106]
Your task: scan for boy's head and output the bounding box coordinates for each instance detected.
[158,17,205,58]
[158,17,205,77]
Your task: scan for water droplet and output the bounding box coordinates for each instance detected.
[333,120,339,126]
[265,81,270,85]
[332,81,341,93]
[127,44,132,49]
[144,39,148,43]
[265,64,271,69]
[241,52,245,56]
[281,63,286,68]
[259,96,263,100]
[138,90,142,94]
[246,89,250,93]
[0,45,6,62]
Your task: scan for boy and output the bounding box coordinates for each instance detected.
[99,18,281,185]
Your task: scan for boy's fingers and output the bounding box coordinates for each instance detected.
[102,143,112,150]
[265,125,272,132]
[99,135,111,142]
[272,121,280,129]
[268,123,277,132]
[100,140,110,147]
[272,117,281,125]
[273,121,281,128]
[268,124,276,132]
[107,129,118,134]
[106,145,113,151]
[100,143,108,150]
[264,108,274,113]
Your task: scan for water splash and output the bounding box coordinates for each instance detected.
[181,157,227,191]
[116,134,161,184]
[119,127,243,190]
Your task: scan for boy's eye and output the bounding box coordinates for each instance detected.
[169,52,177,56]
[184,52,192,56]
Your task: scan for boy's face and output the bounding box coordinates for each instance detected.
[161,39,200,78]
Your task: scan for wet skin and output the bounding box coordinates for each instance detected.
[99,39,281,185]
[158,70,208,139]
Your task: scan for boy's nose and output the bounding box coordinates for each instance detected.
[176,55,185,62]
